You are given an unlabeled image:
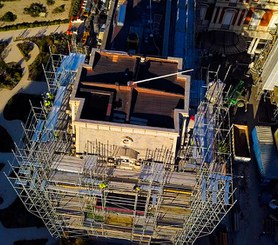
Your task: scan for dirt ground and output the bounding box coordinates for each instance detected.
[0,0,72,27]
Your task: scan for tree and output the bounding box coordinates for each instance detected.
[1,11,17,22]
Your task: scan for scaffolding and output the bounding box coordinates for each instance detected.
[175,79,236,244]
[7,53,235,244]
[6,52,197,244]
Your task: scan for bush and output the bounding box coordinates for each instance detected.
[17,41,34,61]
[52,4,65,14]
[0,60,23,89]
[0,19,69,31]
[1,11,17,22]
[24,3,47,17]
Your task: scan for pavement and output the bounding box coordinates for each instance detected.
[230,85,277,245]
[0,24,68,41]
[0,31,54,244]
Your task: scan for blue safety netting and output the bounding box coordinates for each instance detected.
[194,114,214,164]
[57,53,86,73]
[31,53,85,143]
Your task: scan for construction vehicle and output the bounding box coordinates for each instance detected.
[225,80,249,113]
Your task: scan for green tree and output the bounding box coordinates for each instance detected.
[1,11,17,22]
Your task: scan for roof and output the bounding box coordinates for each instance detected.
[74,50,187,129]
[252,126,278,180]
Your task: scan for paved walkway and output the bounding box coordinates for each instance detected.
[0,24,68,41]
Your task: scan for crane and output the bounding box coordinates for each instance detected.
[127,69,194,87]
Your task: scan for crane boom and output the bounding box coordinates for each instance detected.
[129,69,194,86]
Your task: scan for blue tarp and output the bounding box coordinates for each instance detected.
[57,53,86,73]
[194,114,214,164]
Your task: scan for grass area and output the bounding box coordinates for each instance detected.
[0,125,14,152]
[14,240,48,245]
[0,198,45,228]
[17,41,34,61]
[3,93,42,123]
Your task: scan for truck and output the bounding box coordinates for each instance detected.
[232,124,251,162]
[117,4,126,27]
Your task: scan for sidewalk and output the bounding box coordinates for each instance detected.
[0,24,68,41]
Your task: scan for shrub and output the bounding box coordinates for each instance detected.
[17,41,34,61]
[52,4,65,14]
[0,19,69,31]
[0,55,23,89]
[24,3,47,17]
[1,11,17,22]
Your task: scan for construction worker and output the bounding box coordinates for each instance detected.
[99,182,107,189]
[54,131,59,139]
[44,99,51,108]
[46,92,54,101]
[133,185,140,192]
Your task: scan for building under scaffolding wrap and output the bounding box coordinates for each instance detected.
[176,80,236,244]
[6,51,236,244]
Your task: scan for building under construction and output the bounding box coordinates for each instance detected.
[7,50,236,244]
